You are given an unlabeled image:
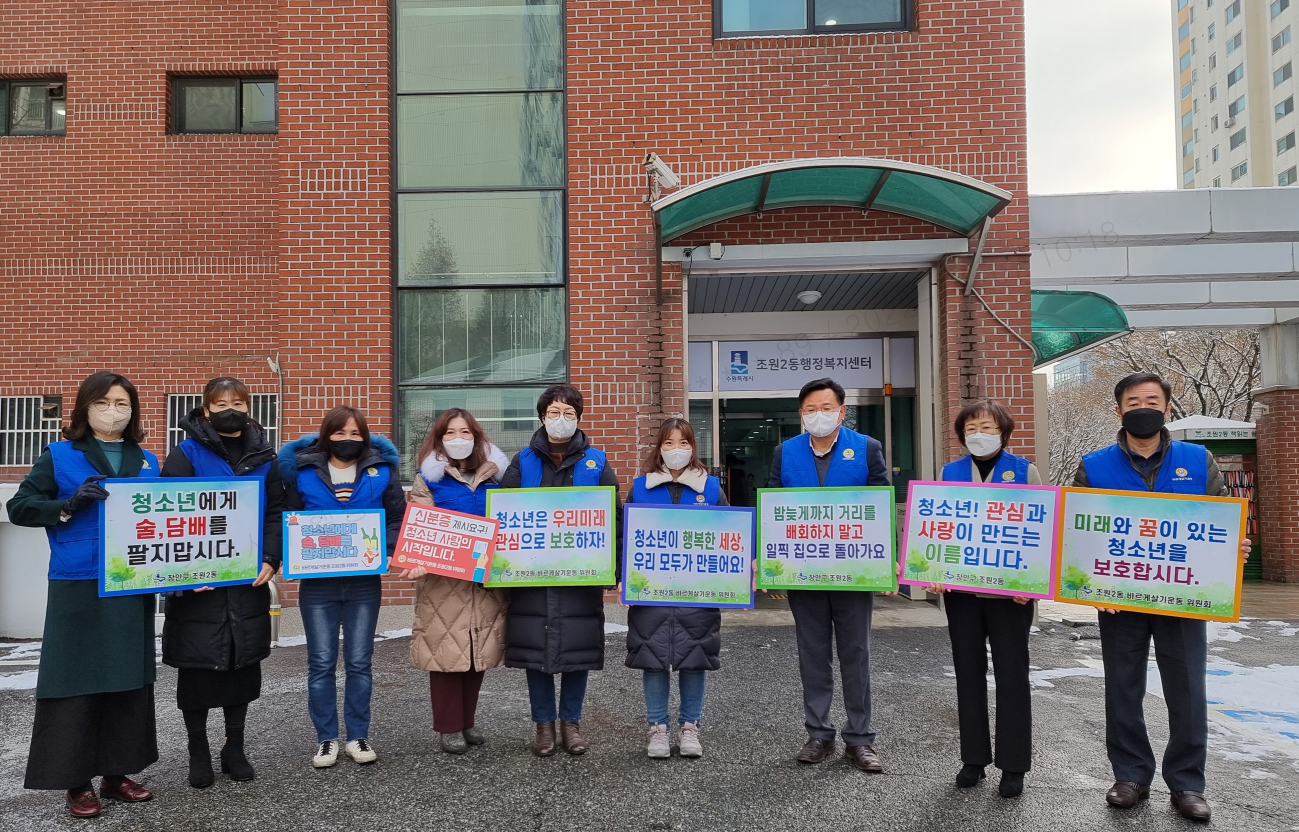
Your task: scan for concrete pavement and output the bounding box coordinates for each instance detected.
[1,594,1296,832]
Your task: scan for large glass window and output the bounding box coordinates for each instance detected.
[717,0,910,36]
[399,386,546,478]
[397,93,564,188]
[2,80,65,136]
[399,287,566,384]
[397,0,563,92]
[398,191,563,286]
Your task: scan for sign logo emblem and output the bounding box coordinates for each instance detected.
[1001,470,1015,481]
[843,448,855,460]
[585,459,597,469]
[729,350,749,375]
[1175,467,1189,477]
[366,467,379,477]
[695,494,706,503]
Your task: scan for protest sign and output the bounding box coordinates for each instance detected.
[899,481,1060,598]
[99,477,263,597]
[484,487,616,587]
[282,509,387,579]
[1054,487,1248,621]
[392,503,499,582]
[756,487,896,591]
[622,504,755,609]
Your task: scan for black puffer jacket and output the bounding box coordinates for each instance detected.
[624,477,727,672]
[500,427,621,673]
[161,409,286,671]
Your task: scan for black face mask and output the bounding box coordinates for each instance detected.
[208,408,249,434]
[1122,408,1166,439]
[330,439,365,462]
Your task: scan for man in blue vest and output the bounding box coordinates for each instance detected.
[1072,372,1252,823]
[766,377,890,773]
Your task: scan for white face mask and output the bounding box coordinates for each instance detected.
[802,410,841,438]
[544,416,578,442]
[661,447,694,471]
[964,432,1002,457]
[443,437,475,461]
[88,407,132,437]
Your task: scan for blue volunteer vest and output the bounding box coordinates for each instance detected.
[778,428,874,488]
[517,446,606,488]
[424,474,496,517]
[294,461,393,511]
[46,441,161,580]
[1081,439,1209,494]
[941,450,1032,484]
[178,437,272,481]
[631,474,721,505]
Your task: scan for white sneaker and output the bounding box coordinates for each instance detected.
[647,723,670,759]
[345,738,378,764]
[313,740,339,768]
[678,722,703,758]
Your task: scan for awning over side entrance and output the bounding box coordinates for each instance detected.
[651,157,1014,241]
[1031,289,1131,366]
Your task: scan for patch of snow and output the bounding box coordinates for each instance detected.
[0,671,39,691]
[604,622,629,634]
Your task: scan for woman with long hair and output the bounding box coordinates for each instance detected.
[401,408,511,754]
[6,372,160,818]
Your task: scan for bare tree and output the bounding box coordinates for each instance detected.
[1047,375,1117,485]
[1092,330,1260,421]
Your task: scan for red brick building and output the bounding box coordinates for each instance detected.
[1,1,1050,604]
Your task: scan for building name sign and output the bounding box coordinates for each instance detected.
[717,339,884,392]
[1182,428,1254,440]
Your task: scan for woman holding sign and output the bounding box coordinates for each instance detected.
[160,377,285,788]
[401,408,511,754]
[624,418,728,759]
[499,385,621,757]
[279,406,405,769]
[5,372,160,818]
[933,400,1040,798]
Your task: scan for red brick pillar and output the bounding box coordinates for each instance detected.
[1254,388,1299,582]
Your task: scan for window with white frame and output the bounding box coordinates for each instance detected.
[0,396,62,466]
[166,393,279,452]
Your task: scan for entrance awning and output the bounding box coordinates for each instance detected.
[651,157,1014,241]
[1031,289,1131,366]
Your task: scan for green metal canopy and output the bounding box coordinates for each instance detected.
[651,158,1014,241]
[1031,289,1131,367]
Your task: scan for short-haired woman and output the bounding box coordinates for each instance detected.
[625,417,728,759]
[934,400,1041,798]
[499,385,621,757]
[402,408,510,754]
[279,406,405,769]
[160,377,286,788]
[6,372,160,818]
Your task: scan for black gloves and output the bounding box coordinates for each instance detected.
[63,475,109,515]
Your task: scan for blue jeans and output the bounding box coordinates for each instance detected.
[300,576,382,743]
[643,669,707,727]
[525,669,589,722]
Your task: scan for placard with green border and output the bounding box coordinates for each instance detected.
[485,486,617,587]
[756,486,896,591]
[1054,487,1247,622]
[622,504,756,609]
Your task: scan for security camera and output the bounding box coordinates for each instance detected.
[643,152,681,190]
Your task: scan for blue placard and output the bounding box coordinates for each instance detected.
[282,509,388,579]
[621,503,756,609]
[99,477,265,597]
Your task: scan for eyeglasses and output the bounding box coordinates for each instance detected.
[799,405,841,415]
[545,410,576,420]
[91,402,132,414]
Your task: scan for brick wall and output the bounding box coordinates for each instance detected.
[1254,389,1299,581]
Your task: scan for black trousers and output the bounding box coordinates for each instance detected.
[25,686,158,790]
[1099,611,1207,792]
[944,592,1034,773]
[788,589,875,746]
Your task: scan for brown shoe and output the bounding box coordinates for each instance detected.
[1106,780,1150,808]
[559,720,588,755]
[844,744,883,773]
[66,785,101,818]
[533,721,557,757]
[98,777,153,803]
[1170,790,1211,822]
[796,737,834,764]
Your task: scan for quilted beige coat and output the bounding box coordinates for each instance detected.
[408,448,510,673]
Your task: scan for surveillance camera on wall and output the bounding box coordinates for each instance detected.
[643,152,681,190]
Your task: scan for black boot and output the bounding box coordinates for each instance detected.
[183,709,215,789]
[220,704,255,782]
